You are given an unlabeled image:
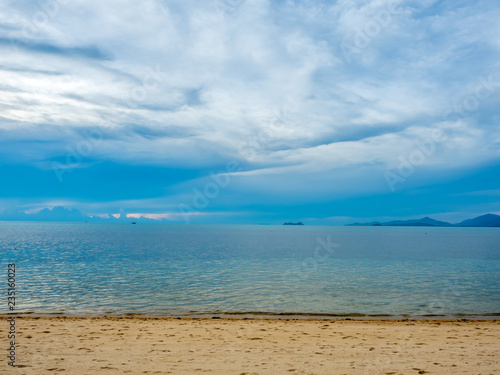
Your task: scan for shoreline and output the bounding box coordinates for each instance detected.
[2,315,500,323]
[2,311,499,320]
[2,315,499,322]
[2,316,500,324]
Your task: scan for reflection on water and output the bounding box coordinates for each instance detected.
[1,222,499,316]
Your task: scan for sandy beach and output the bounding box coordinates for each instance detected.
[1,317,498,374]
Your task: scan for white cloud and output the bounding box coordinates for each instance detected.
[0,0,499,197]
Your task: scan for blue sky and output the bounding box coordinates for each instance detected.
[0,0,499,224]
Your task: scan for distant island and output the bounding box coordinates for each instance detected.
[283,222,304,226]
[346,213,500,227]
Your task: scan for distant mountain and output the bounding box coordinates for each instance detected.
[347,214,500,227]
[346,217,452,227]
[383,217,453,227]
[283,222,304,225]
[455,214,500,227]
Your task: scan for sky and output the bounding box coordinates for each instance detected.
[0,0,499,224]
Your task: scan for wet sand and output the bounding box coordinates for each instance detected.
[1,317,499,374]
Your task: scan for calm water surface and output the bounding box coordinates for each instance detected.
[0,222,498,317]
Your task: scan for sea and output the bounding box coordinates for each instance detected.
[1,222,499,318]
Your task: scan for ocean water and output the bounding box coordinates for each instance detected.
[0,222,499,317]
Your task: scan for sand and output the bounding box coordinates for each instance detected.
[1,316,499,374]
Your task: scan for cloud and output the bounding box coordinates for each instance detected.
[0,0,499,220]
[0,37,111,59]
